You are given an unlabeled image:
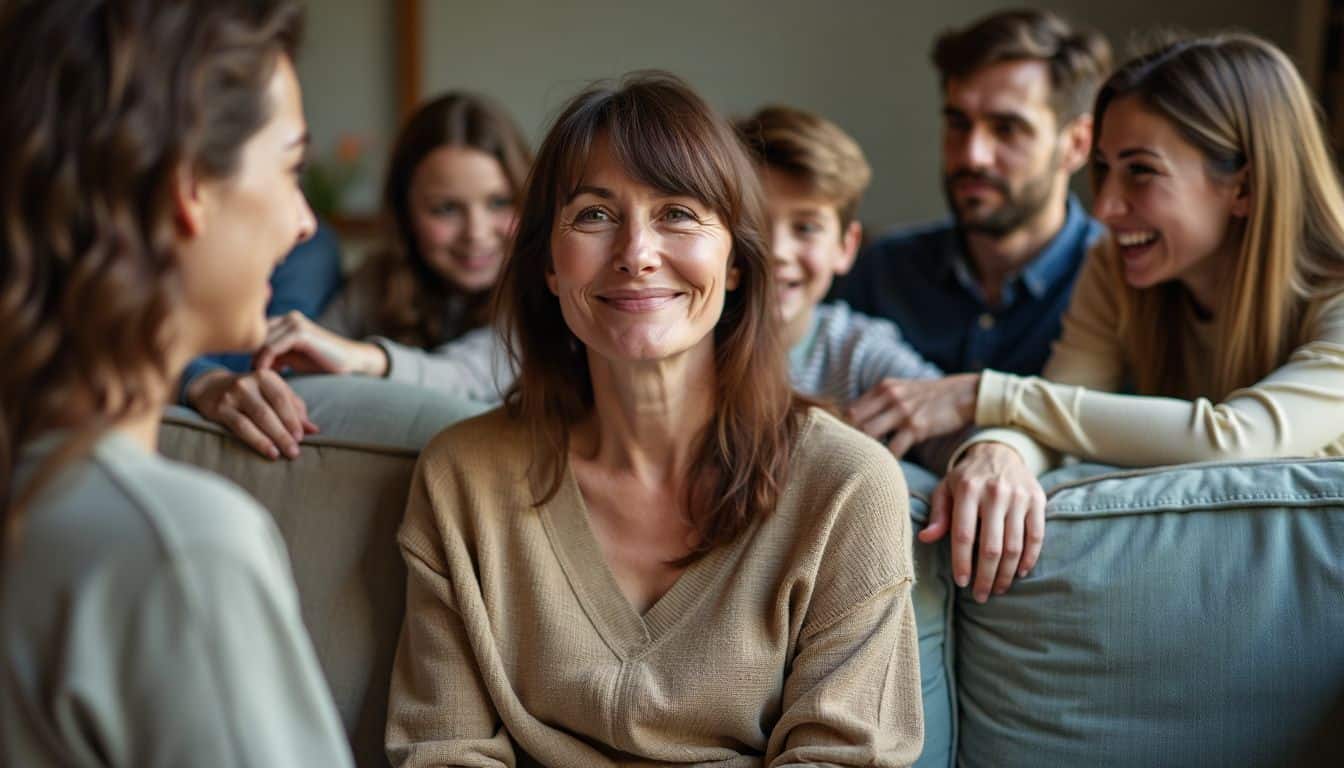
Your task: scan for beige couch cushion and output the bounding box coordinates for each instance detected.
[159,375,483,767]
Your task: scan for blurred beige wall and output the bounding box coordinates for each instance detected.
[298,0,1321,231]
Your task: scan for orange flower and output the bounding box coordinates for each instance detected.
[336,134,365,164]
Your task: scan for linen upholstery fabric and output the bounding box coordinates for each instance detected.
[901,461,957,768]
[159,375,480,767]
[953,458,1344,768]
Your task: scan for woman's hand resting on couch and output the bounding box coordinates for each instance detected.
[922,442,1046,603]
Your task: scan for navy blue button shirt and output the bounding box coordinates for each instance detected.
[835,196,1103,376]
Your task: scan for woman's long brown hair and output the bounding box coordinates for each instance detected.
[0,0,303,550]
[495,72,813,560]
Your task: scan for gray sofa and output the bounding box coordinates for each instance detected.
[159,375,1344,767]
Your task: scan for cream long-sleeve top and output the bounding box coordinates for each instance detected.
[957,241,1344,474]
[385,407,923,768]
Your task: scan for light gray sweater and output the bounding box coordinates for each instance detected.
[1,430,352,767]
[319,278,513,404]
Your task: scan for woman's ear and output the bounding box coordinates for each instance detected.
[1230,168,1252,219]
[172,163,207,238]
[726,260,741,290]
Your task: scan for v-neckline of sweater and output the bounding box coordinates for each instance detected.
[539,463,746,659]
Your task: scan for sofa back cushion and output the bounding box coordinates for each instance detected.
[159,375,481,767]
[953,458,1344,767]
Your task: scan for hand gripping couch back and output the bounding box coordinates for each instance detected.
[907,458,1344,768]
[158,375,485,767]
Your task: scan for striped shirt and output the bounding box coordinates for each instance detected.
[789,301,942,405]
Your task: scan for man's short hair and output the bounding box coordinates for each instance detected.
[734,106,872,229]
[932,8,1112,124]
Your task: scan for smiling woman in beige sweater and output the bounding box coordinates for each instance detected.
[384,73,924,768]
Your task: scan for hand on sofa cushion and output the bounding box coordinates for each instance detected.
[923,441,1045,603]
[185,368,318,460]
[254,310,389,377]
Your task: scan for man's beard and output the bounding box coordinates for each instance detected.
[942,157,1058,238]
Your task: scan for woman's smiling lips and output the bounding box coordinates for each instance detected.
[596,288,685,312]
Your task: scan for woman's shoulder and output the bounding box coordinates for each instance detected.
[793,407,905,479]
[783,407,909,524]
[19,433,282,582]
[418,406,532,477]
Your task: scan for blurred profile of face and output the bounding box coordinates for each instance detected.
[180,55,316,354]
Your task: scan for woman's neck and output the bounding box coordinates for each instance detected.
[578,340,717,485]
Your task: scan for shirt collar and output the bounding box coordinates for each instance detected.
[939,195,1097,303]
[1017,195,1095,299]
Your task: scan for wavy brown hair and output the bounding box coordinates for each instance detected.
[1094,35,1344,399]
[495,72,813,559]
[0,0,303,542]
[357,92,532,347]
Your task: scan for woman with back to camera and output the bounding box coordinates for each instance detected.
[913,35,1344,605]
[0,0,351,764]
[384,72,924,767]
[248,91,532,405]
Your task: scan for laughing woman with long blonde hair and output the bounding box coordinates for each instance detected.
[917,35,1344,603]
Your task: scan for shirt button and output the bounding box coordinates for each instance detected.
[978,313,995,330]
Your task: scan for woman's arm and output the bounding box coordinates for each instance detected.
[973,296,1344,466]
[375,326,514,403]
[385,466,515,768]
[767,449,923,767]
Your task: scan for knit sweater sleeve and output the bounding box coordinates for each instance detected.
[385,458,516,768]
[767,442,924,767]
[373,326,514,404]
[959,241,1344,469]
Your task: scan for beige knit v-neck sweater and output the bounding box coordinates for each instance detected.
[386,407,922,767]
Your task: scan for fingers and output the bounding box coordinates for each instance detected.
[236,392,301,459]
[950,478,981,589]
[919,480,951,543]
[219,407,281,460]
[992,500,1026,597]
[257,369,304,442]
[847,379,911,439]
[972,484,1008,603]
[886,429,917,459]
[1019,485,1047,576]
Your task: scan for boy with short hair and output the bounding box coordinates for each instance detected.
[736,106,941,417]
